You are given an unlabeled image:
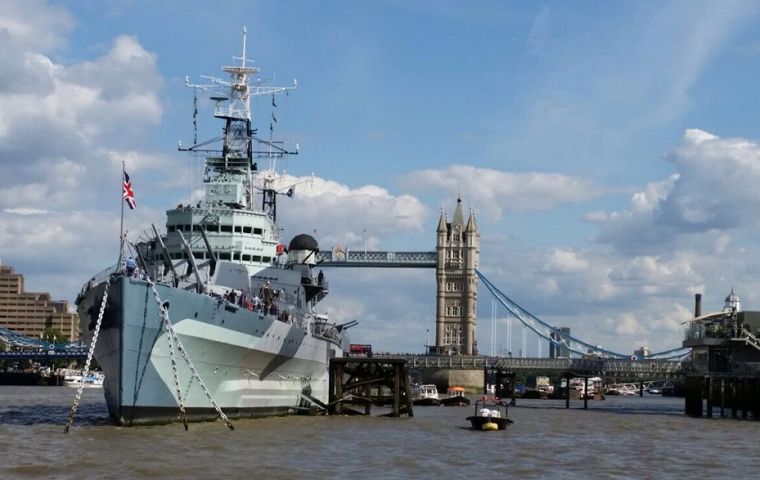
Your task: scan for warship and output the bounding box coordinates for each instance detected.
[75,28,349,426]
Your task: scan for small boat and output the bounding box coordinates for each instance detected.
[440,386,470,406]
[412,384,441,406]
[64,371,104,389]
[466,397,513,431]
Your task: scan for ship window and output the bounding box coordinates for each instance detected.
[221,225,233,233]
[234,226,242,233]
[168,225,176,232]
[252,255,261,262]
[232,252,239,260]
[253,228,262,235]
[262,256,271,263]
[193,225,203,232]
[242,254,251,261]
[243,226,252,234]
[219,252,231,260]
[207,225,219,233]
[193,252,204,259]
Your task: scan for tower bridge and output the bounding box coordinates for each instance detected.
[316,195,689,362]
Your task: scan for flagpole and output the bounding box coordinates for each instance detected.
[118,161,125,269]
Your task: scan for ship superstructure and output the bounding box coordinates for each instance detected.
[75,28,347,426]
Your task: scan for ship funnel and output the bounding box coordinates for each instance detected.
[694,293,702,318]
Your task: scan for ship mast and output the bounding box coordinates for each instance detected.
[182,27,298,222]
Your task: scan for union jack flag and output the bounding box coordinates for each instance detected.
[123,171,136,210]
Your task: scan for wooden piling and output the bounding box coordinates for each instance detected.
[684,376,703,417]
[583,376,588,410]
[720,378,725,418]
[328,357,413,417]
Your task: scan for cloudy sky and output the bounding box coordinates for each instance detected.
[3,0,760,356]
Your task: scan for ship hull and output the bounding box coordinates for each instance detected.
[78,276,340,426]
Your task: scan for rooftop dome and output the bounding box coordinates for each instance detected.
[725,288,740,303]
[288,233,319,252]
[723,288,741,312]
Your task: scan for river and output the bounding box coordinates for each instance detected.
[1,386,758,479]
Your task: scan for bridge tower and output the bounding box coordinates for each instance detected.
[434,195,479,355]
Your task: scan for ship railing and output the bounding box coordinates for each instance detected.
[80,264,119,291]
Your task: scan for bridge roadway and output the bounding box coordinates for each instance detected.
[0,349,88,361]
[373,355,683,378]
[315,250,436,268]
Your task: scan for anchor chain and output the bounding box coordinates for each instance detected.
[146,280,234,430]
[64,284,109,433]
[165,314,189,430]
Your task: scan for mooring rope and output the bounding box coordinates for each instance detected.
[64,284,109,433]
[146,280,234,430]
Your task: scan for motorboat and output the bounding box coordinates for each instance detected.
[440,386,470,406]
[466,397,513,431]
[412,384,441,406]
[64,371,104,389]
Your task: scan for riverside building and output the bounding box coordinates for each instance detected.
[0,260,79,342]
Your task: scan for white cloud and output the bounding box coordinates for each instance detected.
[596,129,760,254]
[583,211,610,223]
[0,13,166,214]
[0,0,72,51]
[277,175,428,249]
[401,164,602,218]
[607,313,640,336]
[545,248,589,274]
[3,207,47,215]
[527,5,551,54]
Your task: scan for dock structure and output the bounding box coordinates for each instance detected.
[683,292,760,419]
[328,357,413,417]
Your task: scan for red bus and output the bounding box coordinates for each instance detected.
[349,344,373,357]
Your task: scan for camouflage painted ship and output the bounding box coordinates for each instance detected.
[76,29,347,426]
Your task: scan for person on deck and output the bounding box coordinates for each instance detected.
[125,257,137,276]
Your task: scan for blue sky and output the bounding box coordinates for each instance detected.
[3,0,760,355]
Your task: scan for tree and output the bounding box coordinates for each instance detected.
[41,328,68,345]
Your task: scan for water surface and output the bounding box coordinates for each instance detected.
[1,387,758,479]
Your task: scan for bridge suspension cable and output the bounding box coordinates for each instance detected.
[476,269,689,360]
